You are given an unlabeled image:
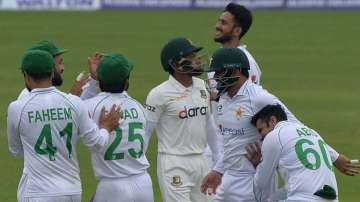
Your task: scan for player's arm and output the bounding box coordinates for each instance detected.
[144,89,164,135]
[7,102,24,158]
[80,77,98,100]
[251,134,281,202]
[201,151,224,195]
[324,141,359,176]
[206,113,222,164]
[78,100,120,151]
[79,52,104,100]
[69,72,90,97]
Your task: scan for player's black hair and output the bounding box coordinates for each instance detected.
[251,104,288,126]
[99,79,127,93]
[224,3,253,39]
[23,71,53,81]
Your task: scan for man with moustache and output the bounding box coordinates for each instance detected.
[17,40,89,99]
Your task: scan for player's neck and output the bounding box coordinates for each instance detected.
[222,39,240,48]
[227,76,246,98]
[28,81,53,90]
[173,73,193,88]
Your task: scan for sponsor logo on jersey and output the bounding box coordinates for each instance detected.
[235,106,243,119]
[144,104,156,112]
[171,175,183,187]
[220,126,245,136]
[178,106,207,119]
[200,90,207,99]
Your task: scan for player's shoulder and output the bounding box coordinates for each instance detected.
[84,92,109,107]
[124,95,147,116]
[7,99,23,114]
[17,88,30,100]
[146,80,170,104]
[52,90,86,113]
[193,77,207,89]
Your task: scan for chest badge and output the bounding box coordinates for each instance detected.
[235,106,243,119]
[171,175,183,187]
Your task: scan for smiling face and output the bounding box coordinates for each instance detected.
[214,11,241,44]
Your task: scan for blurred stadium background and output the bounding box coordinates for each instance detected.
[0,0,359,201]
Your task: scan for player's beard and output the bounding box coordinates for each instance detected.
[214,28,236,44]
[52,70,63,86]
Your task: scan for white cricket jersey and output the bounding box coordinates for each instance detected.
[254,121,338,201]
[85,92,150,179]
[145,75,210,155]
[238,44,261,84]
[18,88,30,100]
[7,87,110,197]
[214,80,300,173]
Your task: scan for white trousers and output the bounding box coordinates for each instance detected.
[213,170,277,202]
[157,153,211,202]
[17,173,81,202]
[93,172,154,202]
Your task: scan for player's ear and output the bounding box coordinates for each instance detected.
[233,26,242,38]
[269,116,278,127]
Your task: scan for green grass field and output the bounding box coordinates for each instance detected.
[0,9,359,201]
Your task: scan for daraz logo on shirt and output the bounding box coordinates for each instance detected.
[178,106,207,119]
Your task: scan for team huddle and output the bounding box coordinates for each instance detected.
[7,3,359,202]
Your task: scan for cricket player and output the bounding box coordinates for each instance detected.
[201,47,343,201]
[85,53,154,202]
[246,104,339,201]
[7,50,121,202]
[145,37,220,202]
[205,2,261,168]
[211,2,261,84]
[17,40,89,99]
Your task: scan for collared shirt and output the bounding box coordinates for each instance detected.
[7,87,110,197]
[214,80,300,173]
[145,75,210,155]
[85,92,150,179]
[238,44,262,84]
[254,121,338,202]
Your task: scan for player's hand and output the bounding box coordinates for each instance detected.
[245,142,262,168]
[334,154,360,176]
[88,52,104,80]
[69,72,90,96]
[200,170,222,195]
[99,105,123,132]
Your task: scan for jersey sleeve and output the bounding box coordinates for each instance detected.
[326,144,340,162]
[75,98,110,151]
[254,131,282,201]
[17,88,30,100]
[7,101,24,158]
[206,113,222,166]
[252,92,277,114]
[144,89,164,123]
[80,77,98,100]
